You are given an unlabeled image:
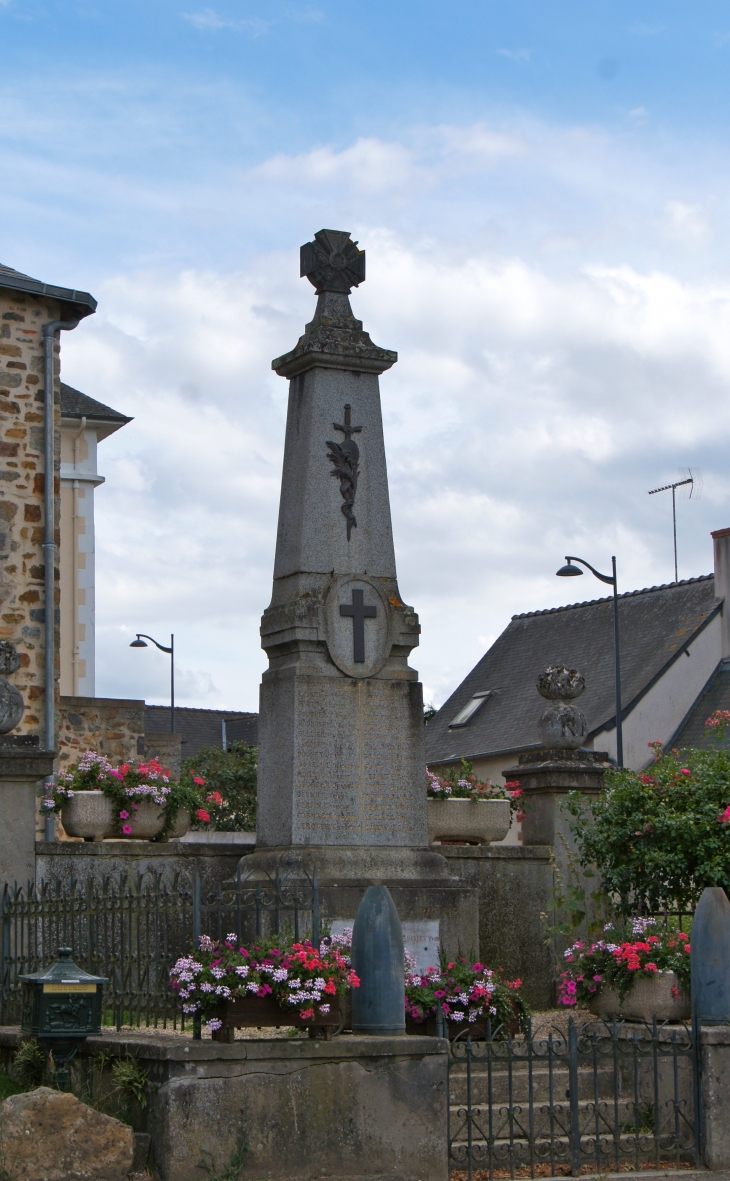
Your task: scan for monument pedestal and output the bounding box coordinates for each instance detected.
[243,844,478,960]
[0,735,55,887]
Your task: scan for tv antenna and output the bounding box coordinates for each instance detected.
[648,469,701,583]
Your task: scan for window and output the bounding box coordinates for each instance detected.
[448,691,491,728]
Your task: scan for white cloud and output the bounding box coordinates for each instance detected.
[662,200,712,244]
[497,48,531,63]
[61,227,730,710]
[183,9,269,34]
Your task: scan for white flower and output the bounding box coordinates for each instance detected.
[450,1011,466,1022]
[272,968,288,982]
[319,1004,330,1014]
[234,966,249,979]
[211,967,226,980]
[199,982,214,993]
[206,1018,222,1031]
[226,933,237,943]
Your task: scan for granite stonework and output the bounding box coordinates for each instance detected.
[501,747,608,983]
[0,1027,449,1181]
[247,230,474,953]
[36,837,253,892]
[441,845,554,1009]
[0,735,54,886]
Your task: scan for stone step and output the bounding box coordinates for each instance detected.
[449,1065,615,1104]
[449,1096,670,1136]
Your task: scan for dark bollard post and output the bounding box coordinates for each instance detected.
[351,885,405,1035]
[691,886,730,1024]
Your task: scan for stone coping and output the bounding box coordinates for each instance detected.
[441,844,552,860]
[35,840,252,858]
[0,1027,444,1063]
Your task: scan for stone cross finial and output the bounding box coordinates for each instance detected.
[300,229,366,294]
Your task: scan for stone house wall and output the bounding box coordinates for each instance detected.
[57,695,146,767]
[0,289,65,739]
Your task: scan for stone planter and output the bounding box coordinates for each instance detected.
[61,792,115,842]
[588,971,690,1023]
[406,1007,520,1039]
[61,792,190,842]
[427,798,511,845]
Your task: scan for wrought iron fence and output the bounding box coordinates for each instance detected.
[448,1016,700,1178]
[0,865,319,1032]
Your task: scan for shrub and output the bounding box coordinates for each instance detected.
[181,743,257,832]
[567,736,730,913]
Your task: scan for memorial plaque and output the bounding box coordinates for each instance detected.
[324,576,391,678]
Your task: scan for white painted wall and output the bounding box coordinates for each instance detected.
[59,423,104,696]
[591,611,721,769]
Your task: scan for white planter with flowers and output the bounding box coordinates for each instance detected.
[50,751,204,842]
[427,798,511,845]
[426,765,516,845]
[588,971,690,1022]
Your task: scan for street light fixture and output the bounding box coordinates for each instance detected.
[556,555,623,768]
[130,633,175,733]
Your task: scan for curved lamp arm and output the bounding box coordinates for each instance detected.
[133,633,173,654]
[564,556,615,587]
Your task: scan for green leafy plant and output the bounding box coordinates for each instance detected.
[565,733,730,913]
[181,742,257,832]
[197,1145,248,1180]
[44,751,209,841]
[12,1039,45,1088]
[110,1057,149,1109]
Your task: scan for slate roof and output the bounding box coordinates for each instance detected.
[669,659,730,752]
[60,383,132,425]
[145,706,258,757]
[424,575,720,765]
[0,263,96,318]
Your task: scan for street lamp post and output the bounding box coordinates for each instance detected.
[556,556,623,768]
[130,634,175,733]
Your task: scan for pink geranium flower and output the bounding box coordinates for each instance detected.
[122,824,133,835]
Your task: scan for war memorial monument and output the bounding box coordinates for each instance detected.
[244,228,475,953]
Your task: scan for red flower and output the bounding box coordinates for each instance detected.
[508,979,522,990]
[324,980,337,995]
[194,776,206,786]
[207,791,223,805]
[299,1008,315,1021]
[196,809,211,823]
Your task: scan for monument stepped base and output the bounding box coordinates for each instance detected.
[240,845,478,958]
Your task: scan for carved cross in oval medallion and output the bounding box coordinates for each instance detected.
[339,589,377,663]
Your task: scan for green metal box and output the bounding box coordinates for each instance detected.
[19,948,107,1040]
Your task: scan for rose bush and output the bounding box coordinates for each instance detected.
[557,917,691,1007]
[566,720,730,913]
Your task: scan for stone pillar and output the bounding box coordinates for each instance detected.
[243,230,476,957]
[0,735,54,886]
[503,666,609,988]
[701,1027,730,1169]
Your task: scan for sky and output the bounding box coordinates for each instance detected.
[2,0,730,711]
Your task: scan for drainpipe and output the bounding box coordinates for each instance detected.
[72,416,87,695]
[42,317,80,840]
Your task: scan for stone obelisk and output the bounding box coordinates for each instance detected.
[247,230,475,951]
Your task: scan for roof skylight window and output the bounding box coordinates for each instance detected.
[448,691,491,728]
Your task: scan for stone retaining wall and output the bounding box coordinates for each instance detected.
[0,1028,449,1181]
